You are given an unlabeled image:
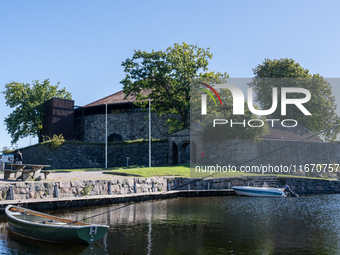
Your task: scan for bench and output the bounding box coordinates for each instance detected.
[41,170,52,179]
[4,169,19,179]
[5,164,51,181]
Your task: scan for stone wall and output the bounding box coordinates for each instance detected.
[168,176,340,195]
[192,138,340,177]
[1,176,340,202]
[20,141,169,169]
[20,136,340,177]
[75,112,180,143]
[0,177,167,200]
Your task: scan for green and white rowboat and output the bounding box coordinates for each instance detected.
[5,205,108,245]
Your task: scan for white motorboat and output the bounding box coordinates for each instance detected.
[232,183,298,198]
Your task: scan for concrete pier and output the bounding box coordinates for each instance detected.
[0,189,236,213]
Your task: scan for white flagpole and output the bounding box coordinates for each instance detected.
[105,104,108,168]
[149,99,151,168]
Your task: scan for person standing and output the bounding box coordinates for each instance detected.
[14,150,23,164]
[201,151,206,163]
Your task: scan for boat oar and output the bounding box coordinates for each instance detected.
[9,207,88,226]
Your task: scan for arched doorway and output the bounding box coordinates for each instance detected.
[178,142,190,164]
[108,133,123,142]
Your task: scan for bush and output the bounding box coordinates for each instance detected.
[42,134,65,150]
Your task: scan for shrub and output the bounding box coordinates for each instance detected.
[42,134,65,150]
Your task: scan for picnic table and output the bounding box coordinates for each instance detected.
[4,164,51,181]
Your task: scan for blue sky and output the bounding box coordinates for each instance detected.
[0,0,339,150]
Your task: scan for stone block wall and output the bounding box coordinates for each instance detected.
[167,176,340,195]
[2,176,340,202]
[75,112,180,143]
[192,138,340,177]
[284,177,340,194]
[0,177,168,201]
[20,141,169,169]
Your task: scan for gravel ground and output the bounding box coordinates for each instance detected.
[0,170,121,183]
[44,170,118,181]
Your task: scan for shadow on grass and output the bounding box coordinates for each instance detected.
[102,172,142,177]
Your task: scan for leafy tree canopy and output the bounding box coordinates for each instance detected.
[2,79,72,144]
[252,58,310,78]
[120,42,228,133]
[250,58,339,141]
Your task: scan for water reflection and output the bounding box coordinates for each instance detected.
[0,194,340,254]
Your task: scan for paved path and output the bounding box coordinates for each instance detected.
[0,170,124,183]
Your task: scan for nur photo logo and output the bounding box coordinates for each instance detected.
[199,82,312,128]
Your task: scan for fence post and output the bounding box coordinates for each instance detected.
[54,185,59,198]
[108,182,112,195]
[134,182,137,193]
[9,186,14,200]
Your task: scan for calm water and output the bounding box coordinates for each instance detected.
[0,194,340,254]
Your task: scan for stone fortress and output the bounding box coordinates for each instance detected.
[21,90,340,178]
[73,90,178,143]
[25,90,189,168]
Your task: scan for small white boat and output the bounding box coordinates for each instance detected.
[232,186,286,197]
[232,183,298,198]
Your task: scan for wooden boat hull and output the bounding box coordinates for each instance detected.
[232,186,286,197]
[5,205,108,245]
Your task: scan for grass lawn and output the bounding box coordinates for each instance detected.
[48,164,307,179]
[50,164,193,177]
[1,164,336,179]
[43,164,339,180]
[103,164,192,177]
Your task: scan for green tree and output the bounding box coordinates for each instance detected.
[249,58,339,141]
[2,79,72,144]
[252,58,310,78]
[121,42,227,132]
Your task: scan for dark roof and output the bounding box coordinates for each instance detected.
[83,90,151,107]
[262,121,323,142]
